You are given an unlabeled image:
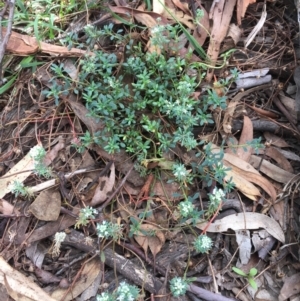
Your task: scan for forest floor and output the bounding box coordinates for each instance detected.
[0,0,300,300]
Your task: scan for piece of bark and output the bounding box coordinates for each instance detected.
[62,230,163,294]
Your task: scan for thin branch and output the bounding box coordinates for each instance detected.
[0,0,15,84]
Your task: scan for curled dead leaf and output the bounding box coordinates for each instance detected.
[196,212,285,243]
[90,163,115,206]
[134,224,165,257]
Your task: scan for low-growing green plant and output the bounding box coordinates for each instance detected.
[75,206,98,228]
[13,0,88,41]
[29,145,52,178]
[96,220,123,241]
[9,180,33,198]
[232,267,258,290]
[96,282,140,301]
[43,24,239,259]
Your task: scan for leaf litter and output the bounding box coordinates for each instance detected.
[0,1,300,301]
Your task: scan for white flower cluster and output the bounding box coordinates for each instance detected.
[173,163,189,182]
[209,187,225,204]
[193,234,213,253]
[96,221,110,238]
[80,206,98,220]
[169,277,188,297]
[96,221,123,241]
[96,292,114,301]
[97,282,140,301]
[178,200,194,218]
[116,282,139,301]
[53,232,66,256]
[29,145,46,162]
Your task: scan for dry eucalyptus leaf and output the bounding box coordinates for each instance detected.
[134,224,165,258]
[0,199,18,215]
[153,0,164,14]
[279,273,300,301]
[34,267,61,284]
[250,155,295,184]
[263,132,290,148]
[90,163,115,206]
[196,212,285,243]
[43,138,65,165]
[225,161,277,202]
[2,27,87,56]
[224,169,261,201]
[0,256,57,301]
[227,23,242,44]
[51,258,101,301]
[236,115,253,162]
[28,189,61,221]
[25,242,48,269]
[0,151,35,199]
[264,147,294,173]
[237,0,256,25]
[235,229,251,265]
[213,146,277,201]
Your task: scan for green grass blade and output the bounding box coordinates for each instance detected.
[232,267,247,277]
[0,74,18,95]
[157,0,207,60]
[34,15,41,47]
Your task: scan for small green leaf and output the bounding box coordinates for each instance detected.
[0,74,18,95]
[248,268,258,277]
[34,15,41,47]
[248,278,257,290]
[232,267,247,277]
[100,250,106,263]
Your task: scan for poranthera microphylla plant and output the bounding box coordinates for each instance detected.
[39,21,265,299]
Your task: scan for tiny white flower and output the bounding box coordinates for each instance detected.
[29,145,45,160]
[53,232,66,256]
[170,277,188,297]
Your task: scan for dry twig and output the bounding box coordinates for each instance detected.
[0,0,15,84]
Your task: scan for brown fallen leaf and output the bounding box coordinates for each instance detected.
[192,4,210,47]
[250,155,295,184]
[206,0,236,81]
[236,0,256,25]
[263,132,290,148]
[222,95,239,134]
[196,212,285,243]
[109,6,169,27]
[224,168,261,201]
[34,267,61,284]
[2,28,87,56]
[43,136,65,166]
[223,153,260,175]
[162,8,195,29]
[264,147,294,174]
[28,188,61,221]
[134,224,165,258]
[51,258,101,301]
[248,105,279,119]
[224,161,276,202]
[171,0,191,15]
[236,115,253,162]
[0,199,19,215]
[0,257,57,301]
[212,145,277,201]
[90,163,115,206]
[279,273,300,301]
